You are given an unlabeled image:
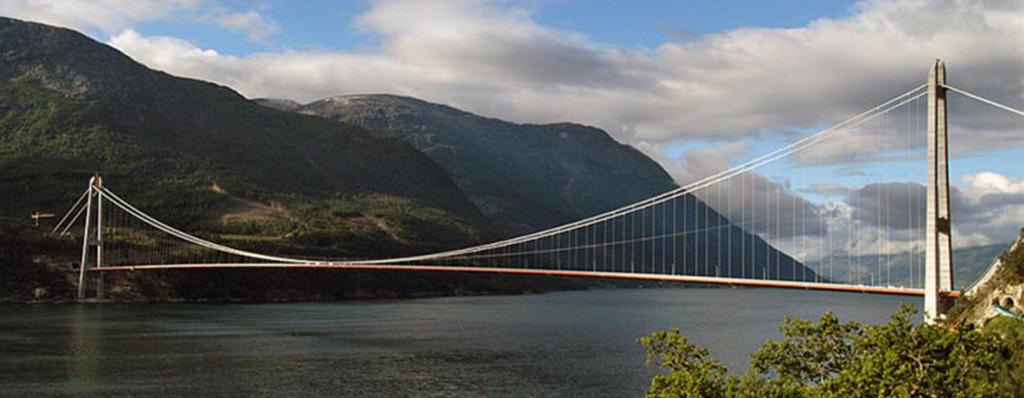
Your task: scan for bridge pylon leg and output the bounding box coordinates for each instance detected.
[95,175,104,300]
[76,175,105,301]
[924,60,955,324]
[76,177,95,300]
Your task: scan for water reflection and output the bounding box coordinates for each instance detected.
[68,305,102,384]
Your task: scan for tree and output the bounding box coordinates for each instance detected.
[640,329,728,398]
[640,305,1020,397]
[819,306,1005,397]
[747,311,863,395]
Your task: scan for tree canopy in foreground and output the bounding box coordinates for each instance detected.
[640,305,1024,397]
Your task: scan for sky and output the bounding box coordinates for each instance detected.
[2,0,1023,257]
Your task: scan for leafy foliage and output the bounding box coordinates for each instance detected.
[641,305,1022,397]
[747,312,862,396]
[982,317,1024,397]
[641,330,730,398]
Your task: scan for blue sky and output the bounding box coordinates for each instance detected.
[534,1,855,46]
[131,1,374,55]
[125,1,858,56]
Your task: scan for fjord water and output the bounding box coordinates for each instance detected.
[0,288,913,397]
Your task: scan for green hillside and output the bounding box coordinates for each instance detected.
[0,16,568,301]
[0,16,489,258]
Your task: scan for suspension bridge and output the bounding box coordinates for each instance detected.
[52,60,1024,323]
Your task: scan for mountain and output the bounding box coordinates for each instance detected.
[257,94,676,233]
[805,242,1011,289]
[0,16,489,258]
[0,16,566,301]
[0,16,815,301]
[257,95,819,282]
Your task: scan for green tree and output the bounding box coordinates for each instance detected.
[982,316,1024,397]
[640,305,1020,397]
[640,329,729,398]
[820,306,1005,397]
[746,311,863,396]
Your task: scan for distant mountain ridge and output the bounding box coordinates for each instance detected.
[257,94,677,234]
[806,242,1011,289]
[257,94,819,282]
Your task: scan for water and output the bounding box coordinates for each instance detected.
[0,288,915,397]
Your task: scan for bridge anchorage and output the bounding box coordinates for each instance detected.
[52,60,1024,324]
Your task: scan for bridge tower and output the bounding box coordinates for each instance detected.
[924,60,954,324]
[76,174,104,301]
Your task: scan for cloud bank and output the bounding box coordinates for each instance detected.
[0,0,278,42]
[96,0,1022,149]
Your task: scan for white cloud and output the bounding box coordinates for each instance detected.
[203,8,279,42]
[960,171,1024,201]
[98,0,1023,157]
[954,171,1024,246]
[0,0,201,33]
[0,0,279,43]
[110,29,221,66]
[698,172,1024,264]
[834,173,1024,251]
[672,141,751,184]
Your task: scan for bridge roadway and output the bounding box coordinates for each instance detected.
[89,263,961,299]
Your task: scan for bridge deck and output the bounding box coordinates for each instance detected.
[90,263,961,298]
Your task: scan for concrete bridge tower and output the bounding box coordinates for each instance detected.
[77,174,104,301]
[924,59,955,324]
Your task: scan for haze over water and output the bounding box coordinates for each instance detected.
[1,288,915,397]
